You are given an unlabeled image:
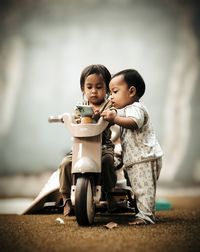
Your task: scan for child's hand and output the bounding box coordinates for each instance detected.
[92,109,100,121]
[101,109,117,123]
[93,109,100,116]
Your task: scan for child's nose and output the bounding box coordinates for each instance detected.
[91,88,97,93]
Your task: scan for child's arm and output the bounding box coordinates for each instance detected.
[92,100,112,122]
[72,107,82,124]
[101,109,138,130]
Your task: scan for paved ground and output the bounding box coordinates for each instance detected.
[0,196,200,252]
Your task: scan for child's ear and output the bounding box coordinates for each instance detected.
[129,86,136,97]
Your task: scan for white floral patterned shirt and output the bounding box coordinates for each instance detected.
[118,102,163,167]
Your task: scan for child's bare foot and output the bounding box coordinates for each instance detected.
[60,195,72,216]
[63,199,72,216]
[128,218,149,225]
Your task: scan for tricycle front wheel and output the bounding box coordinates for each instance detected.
[75,176,95,226]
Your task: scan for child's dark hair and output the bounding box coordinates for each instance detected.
[112,69,145,98]
[80,64,111,93]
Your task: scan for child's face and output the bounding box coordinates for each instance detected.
[109,75,136,109]
[83,74,107,105]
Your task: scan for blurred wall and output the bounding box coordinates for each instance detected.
[0,0,200,185]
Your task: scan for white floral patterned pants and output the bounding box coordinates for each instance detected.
[125,158,162,224]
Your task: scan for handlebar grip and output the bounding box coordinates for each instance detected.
[48,115,63,123]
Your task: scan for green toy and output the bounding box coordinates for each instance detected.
[156,198,172,211]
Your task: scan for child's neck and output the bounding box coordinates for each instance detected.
[133,96,139,103]
[89,99,106,110]
[90,104,101,111]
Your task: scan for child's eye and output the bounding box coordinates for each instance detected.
[113,90,118,94]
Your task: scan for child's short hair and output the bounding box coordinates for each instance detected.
[112,69,145,98]
[80,64,111,93]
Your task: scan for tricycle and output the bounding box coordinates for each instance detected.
[48,106,135,226]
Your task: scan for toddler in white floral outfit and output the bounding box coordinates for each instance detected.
[102,69,163,225]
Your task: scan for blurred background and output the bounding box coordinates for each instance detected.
[0,0,200,206]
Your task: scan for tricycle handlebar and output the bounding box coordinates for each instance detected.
[48,115,63,123]
[48,113,109,137]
